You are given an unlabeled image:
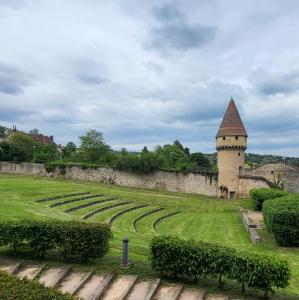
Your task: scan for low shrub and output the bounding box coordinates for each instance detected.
[0,270,74,300]
[263,195,299,246]
[150,236,290,295]
[0,220,112,261]
[58,221,112,262]
[231,251,290,295]
[250,188,286,211]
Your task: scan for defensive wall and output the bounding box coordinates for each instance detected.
[1,161,298,197]
[0,161,218,196]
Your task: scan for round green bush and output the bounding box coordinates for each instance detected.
[263,195,299,247]
[250,188,286,211]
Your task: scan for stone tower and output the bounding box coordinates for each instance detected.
[216,99,247,199]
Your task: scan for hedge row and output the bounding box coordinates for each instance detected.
[263,195,299,247]
[49,194,103,207]
[0,220,112,261]
[249,188,287,210]
[0,270,75,300]
[150,236,290,295]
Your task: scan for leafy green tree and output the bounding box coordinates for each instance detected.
[0,126,10,139]
[7,132,36,161]
[189,152,211,168]
[62,142,77,159]
[155,142,190,170]
[78,130,111,163]
[32,144,58,163]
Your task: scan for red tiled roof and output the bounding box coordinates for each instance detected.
[216,99,247,138]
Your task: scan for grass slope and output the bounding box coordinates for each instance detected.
[0,174,298,297]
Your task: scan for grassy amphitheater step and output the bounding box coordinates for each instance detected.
[0,259,230,300]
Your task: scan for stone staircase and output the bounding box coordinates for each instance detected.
[0,260,230,300]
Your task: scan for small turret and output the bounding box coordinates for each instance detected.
[216,99,247,199]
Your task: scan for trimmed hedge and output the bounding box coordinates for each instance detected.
[150,236,290,295]
[263,195,299,247]
[0,270,75,300]
[250,188,286,211]
[0,220,112,261]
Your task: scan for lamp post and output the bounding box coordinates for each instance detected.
[121,237,131,268]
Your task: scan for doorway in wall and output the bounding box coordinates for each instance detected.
[229,191,235,199]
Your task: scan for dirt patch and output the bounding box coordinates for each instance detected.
[127,281,151,300]
[154,285,181,300]
[59,271,86,294]
[179,288,203,300]
[17,265,40,279]
[39,267,64,287]
[102,275,137,300]
[77,274,104,300]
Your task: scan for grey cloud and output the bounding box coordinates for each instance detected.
[153,3,185,23]
[0,63,31,95]
[151,23,216,50]
[77,73,110,85]
[71,59,110,86]
[249,68,299,95]
[149,3,216,51]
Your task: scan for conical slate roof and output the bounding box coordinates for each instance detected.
[216,99,247,138]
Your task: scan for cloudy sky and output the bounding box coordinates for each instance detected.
[0,0,299,155]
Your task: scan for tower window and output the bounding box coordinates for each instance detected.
[223,136,226,140]
[238,152,240,156]
[235,136,238,140]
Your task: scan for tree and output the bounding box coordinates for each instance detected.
[189,152,210,168]
[6,132,36,162]
[62,142,77,159]
[0,126,10,139]
[78,130,111,163]
[155,142,190,170]
[29,129,40,135]
[32,144,58,163]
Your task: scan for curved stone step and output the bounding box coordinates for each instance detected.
[132,208,165,232]
[35,192,90,203]
[109,204,149,225]
[83,201,132,220]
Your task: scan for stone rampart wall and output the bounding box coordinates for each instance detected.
[0,161,218,196]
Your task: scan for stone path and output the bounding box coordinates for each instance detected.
[0,259,231,300]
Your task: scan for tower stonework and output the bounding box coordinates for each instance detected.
[216,99,247,199]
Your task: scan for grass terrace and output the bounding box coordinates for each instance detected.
[0,174,298,298]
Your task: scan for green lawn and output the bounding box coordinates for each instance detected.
[0,174,298,298]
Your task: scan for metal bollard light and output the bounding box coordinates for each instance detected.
[121,237,131,268]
